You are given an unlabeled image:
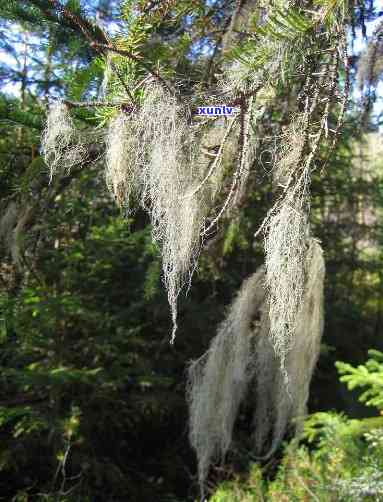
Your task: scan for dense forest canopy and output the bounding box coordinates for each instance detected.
[1,0,383,500]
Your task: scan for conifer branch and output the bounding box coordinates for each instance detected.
[90,42,176,94]
[28,0,135,102]
[44,0,108,47]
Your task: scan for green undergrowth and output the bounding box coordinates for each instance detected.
[210,351,383,502]
[210,418,383,501]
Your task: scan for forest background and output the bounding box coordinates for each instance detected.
[1,0,383,501]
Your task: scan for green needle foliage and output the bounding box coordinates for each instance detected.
[336,350,383,410]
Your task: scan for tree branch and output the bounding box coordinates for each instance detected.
[90,42,176,94]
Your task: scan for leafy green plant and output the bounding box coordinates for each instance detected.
[336,350,383,410]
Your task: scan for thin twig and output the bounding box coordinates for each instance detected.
[183,117,237,200]
[62,99,128,109]
[295,471,321,502]
[254,53,340,241]
[234,93,254,205]
[227,84,262,107]
[202,94,253,237]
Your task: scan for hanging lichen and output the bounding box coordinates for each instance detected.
[187,269,265,493]
[41,101,87,181]
[253,239,325,458]
[105,83,238,340]
[187,238,325,490]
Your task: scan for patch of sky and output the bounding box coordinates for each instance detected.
[0,22,42,96]
[350,11,383,129]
